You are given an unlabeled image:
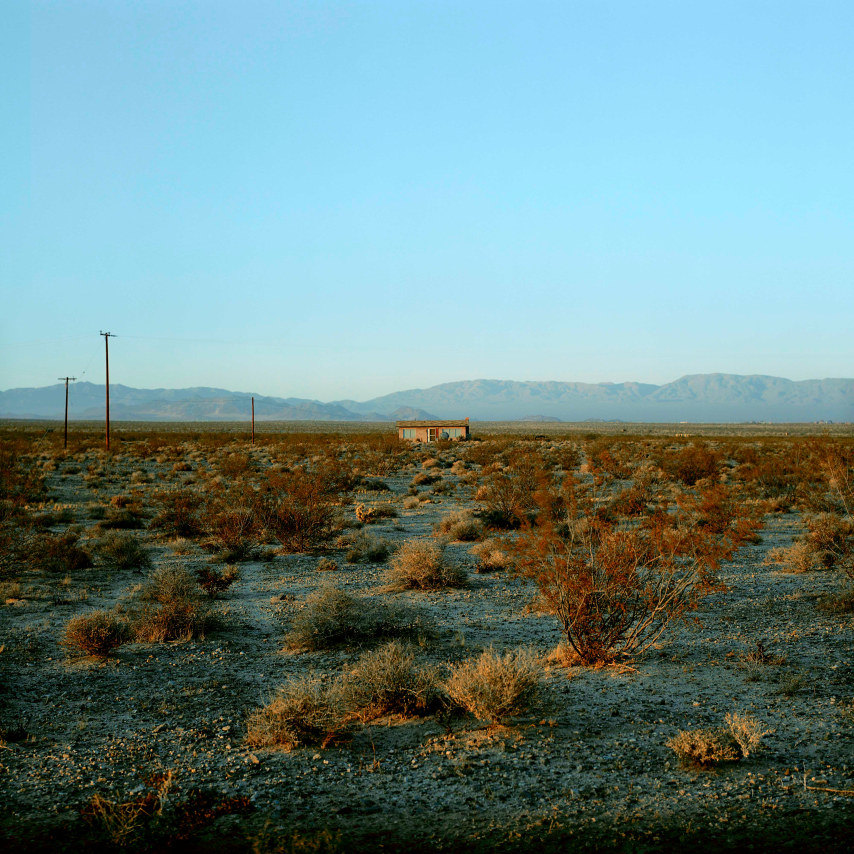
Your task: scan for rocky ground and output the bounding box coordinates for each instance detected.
[1,432,852,852]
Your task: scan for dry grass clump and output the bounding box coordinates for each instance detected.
[402,496,420,510]
[470,538,512,572]
[95,531,152,570]
[444,647,543,724]
[284,585,425,651]
[316,557,338,572]
[434,511,484,542]
[803,512,853,569]
[246,675,347,751]
[62,610,133,658]
[340,641,443,722]
[817,585,854,613]
[667,712,772,767]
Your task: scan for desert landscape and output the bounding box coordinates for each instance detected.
[1,421,852,852]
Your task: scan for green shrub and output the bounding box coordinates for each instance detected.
[95,531,152,570]
[444,647,542,724]
[341,531,393,564]
[388,540,467,590]
[63,610,133,658]
[285,586,425,651]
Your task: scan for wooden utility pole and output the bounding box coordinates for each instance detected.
[100,332,115,450]
[58,376,76,450]
[251,397,255,445]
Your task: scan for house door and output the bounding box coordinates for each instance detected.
[427,428,438,442]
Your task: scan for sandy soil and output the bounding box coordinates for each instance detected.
[1,436,852,852]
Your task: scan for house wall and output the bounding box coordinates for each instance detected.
[398,423,469,442]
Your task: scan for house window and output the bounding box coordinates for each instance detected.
[402,428,415,439]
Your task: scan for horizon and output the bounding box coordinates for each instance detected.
[4,2,853,399]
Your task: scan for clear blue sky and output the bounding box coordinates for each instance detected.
[3,1,852,401]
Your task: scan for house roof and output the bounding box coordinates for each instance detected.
[395,420,469,428]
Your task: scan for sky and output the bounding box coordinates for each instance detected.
[3,1,853,402]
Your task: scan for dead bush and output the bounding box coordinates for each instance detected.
[95,531,152,570]
[340,641,443,721]
[62,610,133,658]
[141,565,200,603]
[284,585,425,651]
[388,540,467,590]
[765,542,817,573]
[802,512,853,569]
[444,647,542,724]
[200,490,259,561]
[246,675,349,750]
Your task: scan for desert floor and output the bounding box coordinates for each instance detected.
[1,424,852,852]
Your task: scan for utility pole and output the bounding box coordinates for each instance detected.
[100,332,115,450]
[251,397,255,445]
[58,376,76,450]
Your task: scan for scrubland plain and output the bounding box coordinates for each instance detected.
[1,422,852,852]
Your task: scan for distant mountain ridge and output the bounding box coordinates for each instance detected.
[0,374,851,423]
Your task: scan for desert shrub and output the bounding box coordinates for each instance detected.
[246,675,349,750]
[513,476,758,664]
[316,557,338,572]
[402,496,420,510]
[285,586,425,651]
[195,564,239,597]
[340,641,443,721]
[725,711,774,758]
[200,489,259,561]
[802,512,853,569]
[95,531,152,570]
[342,531,393,564]
[765,542,817,573]
[668,712,772,767]
[355,503,398,524]
[141,565,200,603]
[434,511,484,542]
[135,599,218,643]
[151,490,203,538]
[817,585,854,613]
[444,647,542,724]
[218,452,253,477]
[96,506,145,530]
[31,531,93,573]
[475,463,541,529]
[257,470,339,553]
[62,610,133,658]
[388,540,467,590]
[411,472,439,487]
[470,538,512,572]
[660,443,721,486]
[0,450,45,507]
[667,727,740,768]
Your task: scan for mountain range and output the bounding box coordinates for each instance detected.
[1,375,852,423]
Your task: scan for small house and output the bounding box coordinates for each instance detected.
[396,418,470,443]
